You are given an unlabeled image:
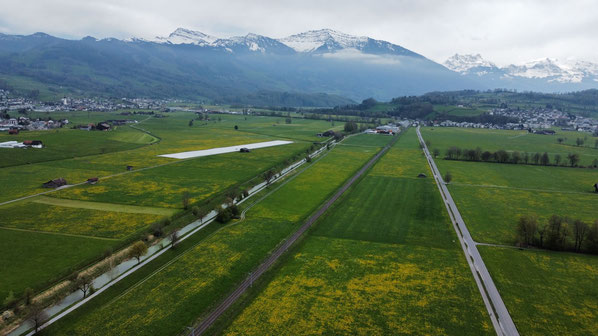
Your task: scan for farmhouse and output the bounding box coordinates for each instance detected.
[42,178,67,188]
[96,122,111,131]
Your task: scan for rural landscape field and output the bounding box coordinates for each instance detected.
[2,1,598,335]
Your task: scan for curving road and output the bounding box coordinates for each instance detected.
[416,126,519,336]
[190,135,398,335]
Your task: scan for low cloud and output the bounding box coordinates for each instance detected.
[0,0,596,65]
[320,49,401,65]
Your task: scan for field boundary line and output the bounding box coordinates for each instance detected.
[417,126,519,336]
[449,183,592,195]
[0,226,119,241]
[31,196,176,216]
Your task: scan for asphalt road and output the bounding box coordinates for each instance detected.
[191,135,398,335]
[416,126,519,336]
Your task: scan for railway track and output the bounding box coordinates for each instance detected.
[191,135,397,335]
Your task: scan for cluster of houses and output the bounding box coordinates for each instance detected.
[426,107,598,134]
[0,116,68,132]
[1,91,175,114]
[77,122,112,131]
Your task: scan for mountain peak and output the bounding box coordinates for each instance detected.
[446,54,598,83]
[278,29,367,52]
[444,54,497,73]
[152,28,218,45]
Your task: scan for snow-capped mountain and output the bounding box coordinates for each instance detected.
[278,29,422,57]
[212,33,294,54]
[445,53,598,84]
[143,28,422,57]
[444,54,499,75]
[145,28,218,46]
[147,28,292,54]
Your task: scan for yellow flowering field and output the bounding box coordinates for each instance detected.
[0,201,161,239]
[43,135,384,336]
[225,237,492,335]
[480,246,598,335]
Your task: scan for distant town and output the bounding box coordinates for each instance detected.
[423,107,598,134]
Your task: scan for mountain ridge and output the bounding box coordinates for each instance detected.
[445,53,598,84]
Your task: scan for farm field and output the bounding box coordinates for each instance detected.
[0,126,156,167]
[479,247,598,336]
[0,112,338,311]
[0,228,113,304]
[219,129,492,335]
[0,201,165,238]
[340,133,393,147]
[433,152,597,245]
[42,136,384,336]
[420,127,598,334]
[421,127,598,166]
[54,142,309,208]
[0,113,331,203]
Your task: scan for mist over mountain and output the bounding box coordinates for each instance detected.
[0,28,597,106]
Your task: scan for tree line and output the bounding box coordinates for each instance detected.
[516,215,598,254]
[437,146,598,168]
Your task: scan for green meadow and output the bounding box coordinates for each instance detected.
[420,126,598,334]
[54,142,310,208]
[421,127,598,166]
[42,136,383,336]
[479,247,598,336]
[0,228,113,304]
[0,112,337,308]
[0,127,155,167]
[219,129,492,335]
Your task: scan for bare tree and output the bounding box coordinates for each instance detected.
[263,169,276,185]
[554,154,562,166]
[540,152,550,166]
[129,241,148,263]
[73,273,94,298]
[169,230,180,249]
[516,215,538,247]
[537,223,547,248]
[27,302,47,334]
[567,153,580,167]
[573,219,589,252]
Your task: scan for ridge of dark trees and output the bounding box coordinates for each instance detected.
[438,146,598,168]
[516,215,598,254]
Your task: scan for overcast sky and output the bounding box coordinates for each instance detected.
[0,0,596,66]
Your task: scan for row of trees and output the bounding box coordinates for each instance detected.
[438,146,595,167]
[517,215,598,254]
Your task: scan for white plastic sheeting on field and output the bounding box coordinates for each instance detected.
[158,140,294,159]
